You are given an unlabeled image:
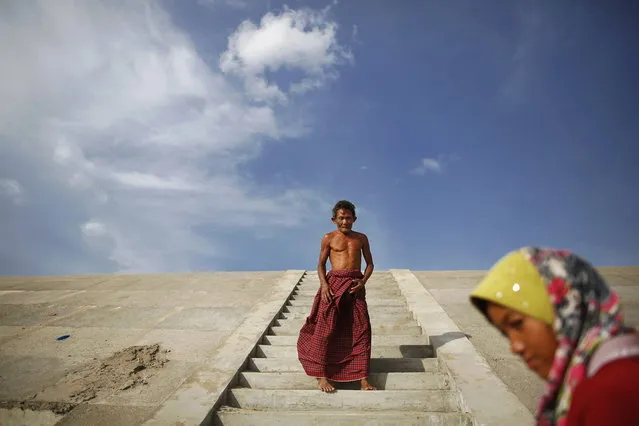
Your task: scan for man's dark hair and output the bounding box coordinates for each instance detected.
[332,200,356,219]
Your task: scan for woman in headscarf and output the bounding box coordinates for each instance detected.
[469,247,639,426]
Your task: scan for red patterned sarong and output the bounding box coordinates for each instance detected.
[297,269,372,381]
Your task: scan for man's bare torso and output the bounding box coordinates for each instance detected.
[326,230,366,271]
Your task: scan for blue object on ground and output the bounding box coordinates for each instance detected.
[56,334,71,341]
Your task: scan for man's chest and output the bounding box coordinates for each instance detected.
[330,237,361,253]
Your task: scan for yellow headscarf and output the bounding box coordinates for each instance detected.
[469,248,554,325]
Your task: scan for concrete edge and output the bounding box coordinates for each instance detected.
[389,269,534,426]
[141,269,306,426]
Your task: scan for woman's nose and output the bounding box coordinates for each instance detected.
[510,338,525,355]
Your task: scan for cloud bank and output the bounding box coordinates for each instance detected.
[0,1,351,275]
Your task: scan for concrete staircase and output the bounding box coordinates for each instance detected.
[213,272,473,425]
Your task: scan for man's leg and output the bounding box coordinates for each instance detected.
[353,284,375,390]
[298,279,337,392]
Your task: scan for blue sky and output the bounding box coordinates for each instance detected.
[0,1,637,276]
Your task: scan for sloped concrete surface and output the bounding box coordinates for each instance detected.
[0,271,303,425]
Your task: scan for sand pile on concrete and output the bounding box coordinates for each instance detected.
[32,343,169,404]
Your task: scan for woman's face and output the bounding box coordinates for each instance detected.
[486,302,559,379]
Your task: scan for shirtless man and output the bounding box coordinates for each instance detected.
[318,201,374,302]
[311,200,376,392]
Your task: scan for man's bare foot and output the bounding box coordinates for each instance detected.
[360,378,377,390]
[317,378,335,392]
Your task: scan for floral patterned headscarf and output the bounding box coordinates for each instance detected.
[523,247,633,426]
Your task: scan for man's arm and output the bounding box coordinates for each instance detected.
[361,234,374,284]
[317,234,331,288]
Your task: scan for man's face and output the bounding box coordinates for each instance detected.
[332,209,355,233]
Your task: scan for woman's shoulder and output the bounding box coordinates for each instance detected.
[568,357,639,425]
[586,356,639,388]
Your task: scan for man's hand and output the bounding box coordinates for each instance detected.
[349,279,365,294]
[320,284,333,303]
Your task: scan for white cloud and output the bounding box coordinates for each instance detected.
[198,0,248,9]
[220,7,352,103]
[0,179,24,205]
[111,172,199,191]
[351,24,361,45]
[0,1,351,274]
[82,221,108,238]
[497,3,554,104]
[411,158,444,175]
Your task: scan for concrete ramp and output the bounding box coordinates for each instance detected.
[212,273,473,426]
[0,268,540,425]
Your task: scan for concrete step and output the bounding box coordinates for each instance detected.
[296,284,401,292]
[238,371,449,390]
[269,323,422,336]
[255,344,434,359]
[287,299,406,308]
[295,282,401,289]
[283,305,409,315]
[262,335,430,346]
[247,357,439,373]
[290,294,405,303]
[279,311,414,321]
[295,278,395,284]
[225,389,461,412]
[295,286,400,293]
[214,409,473,426]
[294,288,402,297]
[273,317,417,329]
[292,292,404,300]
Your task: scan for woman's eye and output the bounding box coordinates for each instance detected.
[509,319,524,330]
